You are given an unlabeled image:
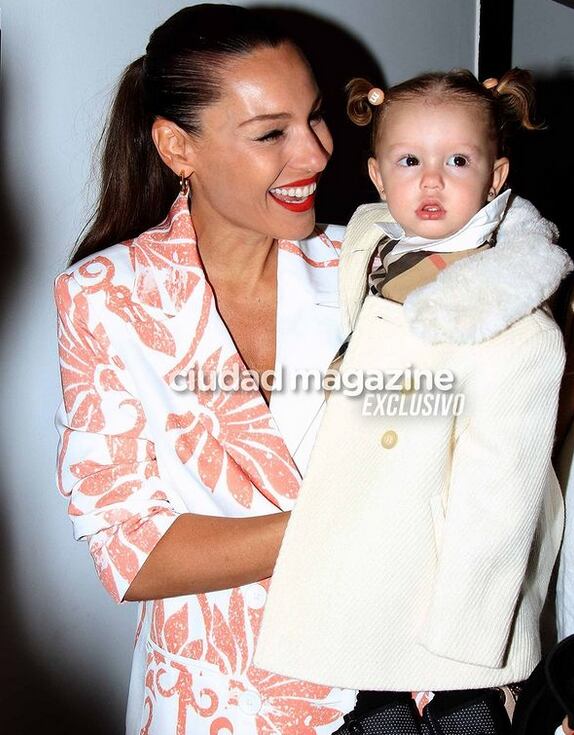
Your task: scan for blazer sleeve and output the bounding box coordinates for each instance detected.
[419,320,565,667]
[54,271,181,603]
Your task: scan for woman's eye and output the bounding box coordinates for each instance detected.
[256,129,285,143]
[309,108,325,126]
[447,154,469,167]
[398,155,419,167]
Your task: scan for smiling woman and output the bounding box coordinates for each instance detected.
[54,4,354,734]
[151,42,332,249]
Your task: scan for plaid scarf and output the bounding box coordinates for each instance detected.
[368,235,495,305]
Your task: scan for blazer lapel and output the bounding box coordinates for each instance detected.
[270,233,346,476]
[127,195,302,510]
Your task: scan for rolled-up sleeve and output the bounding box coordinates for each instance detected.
[55,271,180,603]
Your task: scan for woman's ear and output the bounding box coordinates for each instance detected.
[151,118,194,178]
[368,157,385,200]
[491,156,510,196]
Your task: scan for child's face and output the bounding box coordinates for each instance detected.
[368,99,509,239]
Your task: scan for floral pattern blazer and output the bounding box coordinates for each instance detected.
[54,193,355,734]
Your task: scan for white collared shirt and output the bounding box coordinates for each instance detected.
[376,190,511,269]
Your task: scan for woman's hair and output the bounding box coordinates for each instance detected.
[71,4,291,265]
[346,68,541,156]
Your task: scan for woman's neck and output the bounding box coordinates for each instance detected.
[191,206,277,297]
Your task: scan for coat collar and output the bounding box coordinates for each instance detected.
[340,195,573,344]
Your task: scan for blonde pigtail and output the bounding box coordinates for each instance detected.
[346,77,376,126]
[495,68,544,131]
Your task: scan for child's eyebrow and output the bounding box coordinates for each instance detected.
[384,142,485,154]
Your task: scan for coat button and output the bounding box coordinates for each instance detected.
[238,689,262,715]
[381,430,398,449]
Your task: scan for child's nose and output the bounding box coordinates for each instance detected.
[421,167,444,189]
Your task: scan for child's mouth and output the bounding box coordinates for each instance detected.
[416,202,446,220]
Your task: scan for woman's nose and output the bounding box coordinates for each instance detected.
[295,126,333,174]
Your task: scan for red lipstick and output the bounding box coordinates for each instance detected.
[268,175,318,213]
[271,196,315,212]
[277,175,317,188]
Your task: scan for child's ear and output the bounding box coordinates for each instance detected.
[491,156,510,196]
[368,157,386,200]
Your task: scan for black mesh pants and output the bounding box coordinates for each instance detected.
[333,689,512,735]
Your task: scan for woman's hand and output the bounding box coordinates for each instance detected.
[124,511,290,601]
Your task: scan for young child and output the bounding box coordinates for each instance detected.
[255,69,573,734]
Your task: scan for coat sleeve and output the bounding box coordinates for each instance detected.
[54,271,181,603]
[419,320,565,668]
[557,425,574,639]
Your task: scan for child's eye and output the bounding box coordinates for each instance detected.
[398,155,419,167]
[447,154,469,167]
[256,129,285,143]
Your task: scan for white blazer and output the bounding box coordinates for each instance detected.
[255,196,573,691]
[54,193,356,735]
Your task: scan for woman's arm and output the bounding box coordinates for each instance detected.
[55,270,289,604]
[124,511,289,601]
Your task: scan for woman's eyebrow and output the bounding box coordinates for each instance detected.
[239,112,291,127]
[239,95,322,127]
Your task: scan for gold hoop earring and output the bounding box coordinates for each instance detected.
[179,170,191,196]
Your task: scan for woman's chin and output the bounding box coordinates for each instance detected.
[274,211,317,242]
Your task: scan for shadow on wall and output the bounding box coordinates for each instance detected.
[254,5,385,225]
[508,69,574,329]
[0,63,120,735]
[510,71,574,515]
[509,69,574,259]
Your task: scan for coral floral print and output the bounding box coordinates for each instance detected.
[55,194,346,733]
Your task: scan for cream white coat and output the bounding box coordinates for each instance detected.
[255,196,573,691]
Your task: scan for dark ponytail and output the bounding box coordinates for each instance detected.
[72,57,178,265]
[71,4,290,265]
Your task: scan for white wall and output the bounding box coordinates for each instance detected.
[255,0,478,83]
[513,0,574,71]
[0,1,477,731]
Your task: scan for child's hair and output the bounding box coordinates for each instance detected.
[346,68,541,156]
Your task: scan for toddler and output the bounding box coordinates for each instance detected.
[255,69,573,734]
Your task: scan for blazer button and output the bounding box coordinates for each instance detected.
[245,583,267,609]
[381,430,398,449]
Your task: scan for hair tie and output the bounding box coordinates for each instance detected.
[367,87,385,105]
[482,77,499,91]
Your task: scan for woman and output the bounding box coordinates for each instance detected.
[54,5,355,733]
